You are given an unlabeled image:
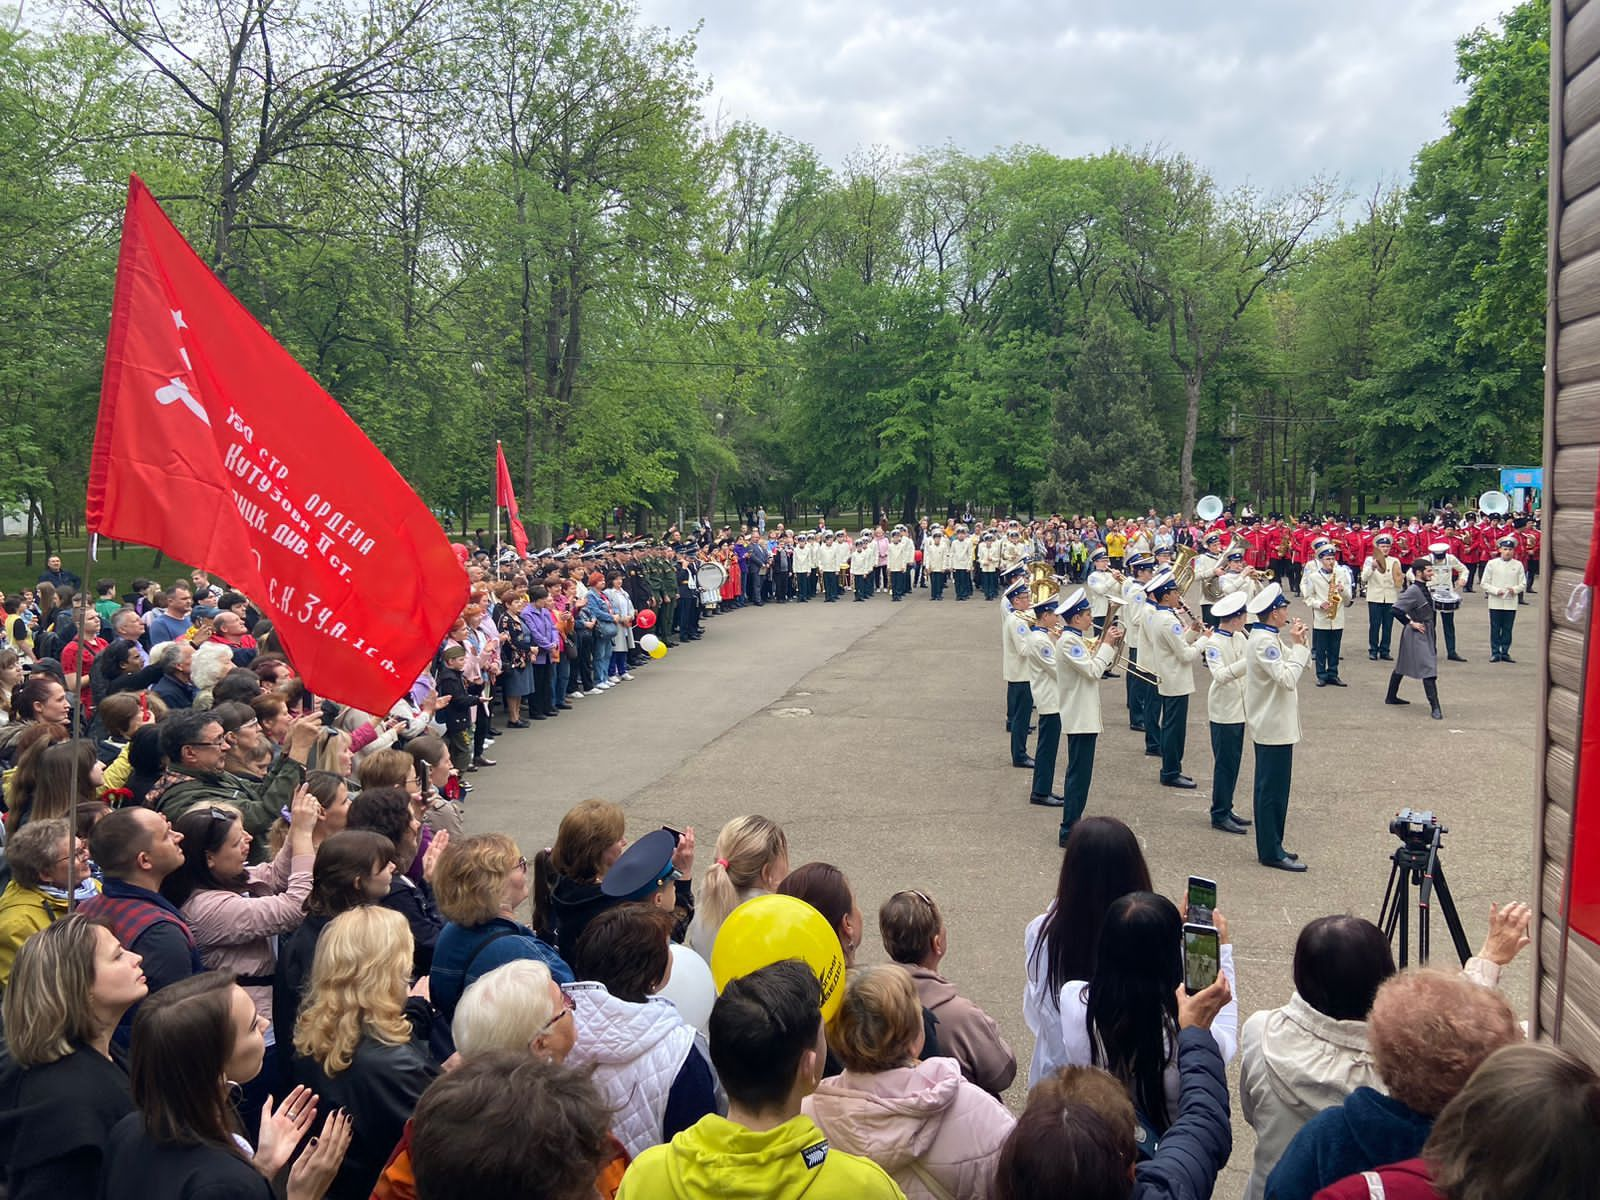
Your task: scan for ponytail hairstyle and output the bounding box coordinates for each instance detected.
[696,815,789,940]
[532,799,625,939]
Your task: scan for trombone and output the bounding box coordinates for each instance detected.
[1088,597,1160,686]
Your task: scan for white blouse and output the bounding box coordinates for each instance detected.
[1057,943,1239,1117]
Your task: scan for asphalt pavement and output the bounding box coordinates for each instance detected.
[465,580,1536,1200]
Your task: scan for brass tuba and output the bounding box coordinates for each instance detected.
[1027,559,1061,607]
[1172,544,1199,594]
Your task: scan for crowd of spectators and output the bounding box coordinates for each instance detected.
[0,549,1585,1200]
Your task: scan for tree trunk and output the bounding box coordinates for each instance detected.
[1179,372,1202,518]
[899,485,920,527]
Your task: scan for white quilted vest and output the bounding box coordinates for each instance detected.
[562,981,697,1158]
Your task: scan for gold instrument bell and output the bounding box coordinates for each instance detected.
[1171,544,1199,594]
[1027,560,1061,607]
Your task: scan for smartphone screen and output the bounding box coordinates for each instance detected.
[1187,875,1217,927]
[1183,924,1221,994]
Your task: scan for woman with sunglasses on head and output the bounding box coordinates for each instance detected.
[102,970,352,1200]
[163,789,320,1125]
[428,834,572,1023]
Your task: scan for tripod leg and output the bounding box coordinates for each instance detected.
[1429,864,1473,967]
[1379,860,1403,940]
[1393,871,1411,969]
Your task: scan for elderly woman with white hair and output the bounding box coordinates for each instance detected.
[187,640,237,709]
[372,959,629,1198]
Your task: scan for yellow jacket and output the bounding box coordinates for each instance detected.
[617,1113,905,1200]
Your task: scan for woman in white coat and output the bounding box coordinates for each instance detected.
[1236,916,1394,1200]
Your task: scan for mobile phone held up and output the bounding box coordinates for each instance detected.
[1186,875,1217,927]
[1183,923,1221,995]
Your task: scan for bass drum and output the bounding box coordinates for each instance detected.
[696,560,728,601]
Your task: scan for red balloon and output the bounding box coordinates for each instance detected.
[635,609,656,630]
[914,550,923,563]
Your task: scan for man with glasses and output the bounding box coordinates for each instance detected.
[151,708,322,862]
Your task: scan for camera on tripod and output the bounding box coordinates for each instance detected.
[1389,808,1446,848]
[1379,808,1468,968]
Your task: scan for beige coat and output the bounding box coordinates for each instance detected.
[1243,626,1310,746]
[1300,564,1351,631]
[1085,570,1119,618]
[1057,628,1116,734]
[1361,554,1403,605]
[1023,628,1063,715]
[1481,556,1527,611]
[1001,604,1033,684]
[1143,603,1202,698]
[905,965,1017,1097]
[1201,629,1248,724]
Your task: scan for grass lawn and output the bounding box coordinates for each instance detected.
[0,539,199,602]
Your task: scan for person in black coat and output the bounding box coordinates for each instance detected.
[992,974,1234,1200]
[0,916,145,1200]
[348,786,444,976]
[290,907,439,1200]
[102,970,352,1200]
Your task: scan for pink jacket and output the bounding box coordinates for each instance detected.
[180,838,313,1024]
[803,1056,1014,1200]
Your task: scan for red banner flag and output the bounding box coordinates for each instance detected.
[87,176,467,714]
[495,441,529,557]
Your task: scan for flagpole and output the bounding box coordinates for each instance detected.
[67,530,96,913]
[494,440,503,565]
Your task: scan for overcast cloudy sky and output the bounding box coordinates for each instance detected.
[634,0,1514,196]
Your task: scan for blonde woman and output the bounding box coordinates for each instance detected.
[292,906,437,1200]
[428,833,572,1021]
[686,815,790,963]
[804,964,1015,1200]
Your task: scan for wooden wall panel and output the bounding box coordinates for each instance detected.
[1559,249,1600,322]
[1556,309,1600,380]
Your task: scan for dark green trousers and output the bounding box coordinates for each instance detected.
[1253,742,1294,863]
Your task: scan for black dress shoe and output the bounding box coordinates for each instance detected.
[472,756,497,768]
[1103,671,1121,679]
[1315,680,1327,687]
[1368,652,1378,660]
[1161,775,1197,789]
[1501,655,1515,663]
[1227,811,1253,826]
[1447,654,1467,662]
[1261,856,1308,873]
[1013,756,1036,769]
[1129,724,1145,732]
[1385,697,1410,706]
[1430,706,1443,720]
[507,720,530,728]
[487,728,504,737]
[1329,678,1347,687]
[1212,816,1249,835]
[1029,793,1066,808]
[1379,653,1393,660]
[1145,748,1162,757]
[531,713,548,721]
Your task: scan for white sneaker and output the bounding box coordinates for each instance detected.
[585,688,602,696]
[568,692,582,700]
[621,672,635,680]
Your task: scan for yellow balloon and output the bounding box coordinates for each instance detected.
[649,642,668,659]
[710,893,846,1021]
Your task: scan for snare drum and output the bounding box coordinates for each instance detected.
[1431,588,1462,612]
[696,560,727,607]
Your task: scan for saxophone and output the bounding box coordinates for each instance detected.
[1325,569,1343,622]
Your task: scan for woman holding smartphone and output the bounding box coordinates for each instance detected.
[1055,891,1238,1138]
